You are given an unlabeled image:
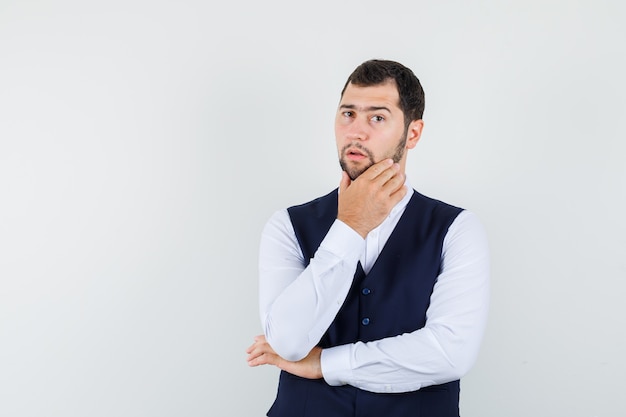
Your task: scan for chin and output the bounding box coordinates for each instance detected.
[339,158,373,181]
[345,166,368,181]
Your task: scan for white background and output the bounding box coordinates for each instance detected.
[1,1,625,416]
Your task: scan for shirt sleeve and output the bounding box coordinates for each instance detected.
[320,210,490,393]
[259,209,365,361]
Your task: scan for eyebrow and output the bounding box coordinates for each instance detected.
[339,104,392,113]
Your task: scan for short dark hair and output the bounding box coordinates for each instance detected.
[340,59,425,125]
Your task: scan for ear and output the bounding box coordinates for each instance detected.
[405,119,424,150]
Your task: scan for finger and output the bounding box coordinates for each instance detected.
[246,343,263,358]
[361,158,394,180]
[247,341,269,357]
[247,339,278,361]
[367,162,401,189]
[246,335,267,353]
[247,351,267,365]
[388,183,408,201]
[339,170,351,192]
[246,342,260,354]
[248,353,268,367]
[380,169,405,193]
[248,352,279,367]
[246,336,264,354]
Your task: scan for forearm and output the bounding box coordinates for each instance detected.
[321,304,489,393]
[259,210,364,361]
[321,210,490,393]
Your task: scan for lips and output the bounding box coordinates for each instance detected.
[347,148,365,156]
[344,147,368,161]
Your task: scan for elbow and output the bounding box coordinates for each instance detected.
[429,354,475,385]
[264,321,311,362]
[429,325,482,382]
[267,335,310,362]
[446,357,475,381]
[445,343,482,382]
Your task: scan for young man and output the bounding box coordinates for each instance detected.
[247,59,490,417]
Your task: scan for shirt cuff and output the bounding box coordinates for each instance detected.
[320,344,353,387]
[318,219,365,259]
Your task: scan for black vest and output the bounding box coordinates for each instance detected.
[268,189,463,417]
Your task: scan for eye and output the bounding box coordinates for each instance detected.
[342,111,354,118]
[371,115,385,122]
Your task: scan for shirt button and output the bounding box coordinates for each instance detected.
[361,288,371,295]
[361,317,370,326]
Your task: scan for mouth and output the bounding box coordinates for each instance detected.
[344,147,368,161]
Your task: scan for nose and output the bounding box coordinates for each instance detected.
[345,116,368,141]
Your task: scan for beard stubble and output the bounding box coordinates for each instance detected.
[339,131,408,181]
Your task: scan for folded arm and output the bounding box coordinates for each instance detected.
[321,210,490,393]
[259,209,364,361]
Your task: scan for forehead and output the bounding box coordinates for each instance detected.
[339,81,401,111]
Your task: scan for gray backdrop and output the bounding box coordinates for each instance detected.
[1,1,624,416]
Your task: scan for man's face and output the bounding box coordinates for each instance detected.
[335,81,409,181]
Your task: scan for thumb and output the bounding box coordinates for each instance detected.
[339,171,351,192]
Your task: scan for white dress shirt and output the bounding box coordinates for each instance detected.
[258,183,490,394]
